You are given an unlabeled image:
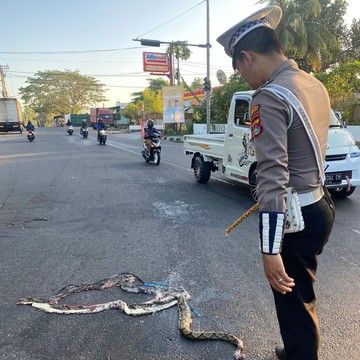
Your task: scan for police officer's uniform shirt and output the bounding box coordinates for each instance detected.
[251,59,330,213]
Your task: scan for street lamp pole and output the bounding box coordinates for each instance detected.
[205,0,211,134]
[134,0,212,133]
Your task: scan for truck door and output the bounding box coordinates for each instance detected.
[224,97,255,182]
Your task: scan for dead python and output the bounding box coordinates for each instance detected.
[17,273,245,359]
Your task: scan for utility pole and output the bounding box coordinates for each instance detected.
[205,0,211,134]
[0,65,9,98]
[134,0,212,133]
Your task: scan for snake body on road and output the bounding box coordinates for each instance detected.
[17,273,245,359]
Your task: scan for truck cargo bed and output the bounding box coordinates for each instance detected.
[183,133,225,160]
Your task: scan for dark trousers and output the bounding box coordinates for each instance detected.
[273,192,335,360]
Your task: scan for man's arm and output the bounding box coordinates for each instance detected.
[251,91,295,294]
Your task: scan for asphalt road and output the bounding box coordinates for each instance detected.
[0,127,359,360]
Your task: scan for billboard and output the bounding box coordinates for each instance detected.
[162,85,184,123]
[143,52,170,73]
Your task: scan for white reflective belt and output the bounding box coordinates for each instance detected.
[298,187,324,207]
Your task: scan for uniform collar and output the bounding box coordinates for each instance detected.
[267,59,298,84]
[253,60,297,97]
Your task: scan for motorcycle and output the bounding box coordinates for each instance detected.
[142,133,162,165]
[97,129,107,145]
[27,129,35,142]
[80,127,88,139]
[67,125,74,136]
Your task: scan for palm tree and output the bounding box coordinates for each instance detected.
[257,0,335,71]
[122,103,142,125]
[165,42,192,85]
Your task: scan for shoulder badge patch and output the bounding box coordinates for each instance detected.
[250,104,263,138]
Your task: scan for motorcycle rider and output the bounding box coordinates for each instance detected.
[25,120,35,131]
[66,118,73,133]
[96,119,106,141]
[143,119,160,155]
[80,119,88,135]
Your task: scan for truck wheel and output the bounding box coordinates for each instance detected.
[249,169,258,202]
[193,155,211,183]
[328,186,356,199]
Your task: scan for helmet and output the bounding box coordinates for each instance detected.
[147,119,154,128]
[98,119,102,122]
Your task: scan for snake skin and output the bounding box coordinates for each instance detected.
[17,273,245,359]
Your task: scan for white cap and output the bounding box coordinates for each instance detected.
[216,5,282,57]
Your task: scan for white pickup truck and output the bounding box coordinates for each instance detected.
[184,90,360,200]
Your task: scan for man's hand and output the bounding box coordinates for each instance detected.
[262,254,295,294]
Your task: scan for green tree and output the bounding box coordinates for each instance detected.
[146,78,169,94]
[315,61,360,123]
[22,107,37,123]
[165,42,192,84]
[210,73,250,124]
[130,78,168,114]
[191,73,250,124]
[122,103,142,124]
[317,0,348,69]
[345,19,360,62]
[190,77,204,91]
[130,91,144,104]
[143,89,162,114]
[259,0,336,71]
[19,70,106,120]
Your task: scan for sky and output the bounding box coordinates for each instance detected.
[0,0,358,108]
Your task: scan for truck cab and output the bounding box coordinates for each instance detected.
[222,91,257,197]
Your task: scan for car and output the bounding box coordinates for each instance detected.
[324,111,360,198]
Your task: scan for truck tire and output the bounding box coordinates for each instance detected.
[249,169,258,202]
[328,186,356,199]
[193,155,211,183]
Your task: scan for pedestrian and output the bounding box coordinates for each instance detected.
[217,5,335,360]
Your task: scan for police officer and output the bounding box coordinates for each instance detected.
[217,6,335,360]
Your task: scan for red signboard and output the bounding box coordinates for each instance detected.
[143,52,170,73]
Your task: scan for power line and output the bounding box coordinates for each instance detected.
[135,1,205,39]
[0,46,143,55]
[4,58,143,64]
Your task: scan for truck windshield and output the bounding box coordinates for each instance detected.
[329,110,343,128]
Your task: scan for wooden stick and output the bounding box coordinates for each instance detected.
[225,203,259,235]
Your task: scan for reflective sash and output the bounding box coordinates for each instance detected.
[261,84,325,186]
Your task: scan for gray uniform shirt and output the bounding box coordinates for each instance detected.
[251,59,330,213]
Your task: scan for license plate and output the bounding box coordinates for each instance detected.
[325,172,342,185]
